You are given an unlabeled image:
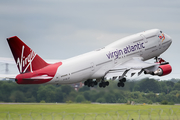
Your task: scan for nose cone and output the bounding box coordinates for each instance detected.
[165,33,172,44]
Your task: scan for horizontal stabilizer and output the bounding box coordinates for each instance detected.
[23,75,53,80]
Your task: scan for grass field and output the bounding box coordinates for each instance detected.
[0,103,180,120]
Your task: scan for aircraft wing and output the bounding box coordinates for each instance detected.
[0,74,17,79]
[0,57,15,64]
[104,57,159,79]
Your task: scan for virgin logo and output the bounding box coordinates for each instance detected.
[17,46,36,73]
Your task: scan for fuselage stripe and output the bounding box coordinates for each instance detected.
[71,66,92,74]
[145,46,157,51]
[146,35,157,39]
[126,51,139,56]
[133,39,143,43]
[96,60,112,66]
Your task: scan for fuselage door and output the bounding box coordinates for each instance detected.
[90,62,94,71]
[55,73,60,83]
[140,34,146,56]
[140,34,147,44]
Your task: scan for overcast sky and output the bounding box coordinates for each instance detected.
[0,0,179,80]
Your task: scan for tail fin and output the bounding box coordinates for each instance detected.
[7,36,49,73]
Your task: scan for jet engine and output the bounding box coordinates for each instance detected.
[144,64,172,76]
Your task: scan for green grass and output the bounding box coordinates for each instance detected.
[0,103,179,120]
[0,103,178,113]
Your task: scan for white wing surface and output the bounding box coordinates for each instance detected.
[0,57,15,64]
[105,57,159,79]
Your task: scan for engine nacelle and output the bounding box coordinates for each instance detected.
[144,64,172,76]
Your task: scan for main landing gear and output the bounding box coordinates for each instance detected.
[84,79,109,88]
[84,79,98,87]
[117,77,126,87]
[154,56,166,64]
[84,77,126,88]
[99,80,109,88]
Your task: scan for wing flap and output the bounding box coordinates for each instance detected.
[105,70,125,78]
[120,57,158,70]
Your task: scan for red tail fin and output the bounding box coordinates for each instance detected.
[7,36,49,73]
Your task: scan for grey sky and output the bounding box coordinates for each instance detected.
[0,0,179,79]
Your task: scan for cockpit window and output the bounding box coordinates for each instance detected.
[158,31,165,41]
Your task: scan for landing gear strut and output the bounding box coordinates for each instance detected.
[154,56,166,64]
[154,56,158,63]
[117,77,126,87]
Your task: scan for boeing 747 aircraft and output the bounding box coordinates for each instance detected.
[6,29,172,87]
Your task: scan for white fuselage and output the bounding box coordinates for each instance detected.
[48,29,172,84]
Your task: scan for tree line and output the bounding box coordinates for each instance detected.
[0,78,180,104]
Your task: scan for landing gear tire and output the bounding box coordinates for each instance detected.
[91,82,94,87]
[103,82,106,88]
[106,81,109,86]
[99,82,102,87]
[84,81,88,86]
[94,81,97,85]
[121,82,125,87]
[122,78,126,82]
[117,82,125,87]
[99,81,109,88]
[84,79,98,87]
[117,82,121,87]
[117,78,126,87]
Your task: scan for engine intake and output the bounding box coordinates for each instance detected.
[144,64,172,76]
